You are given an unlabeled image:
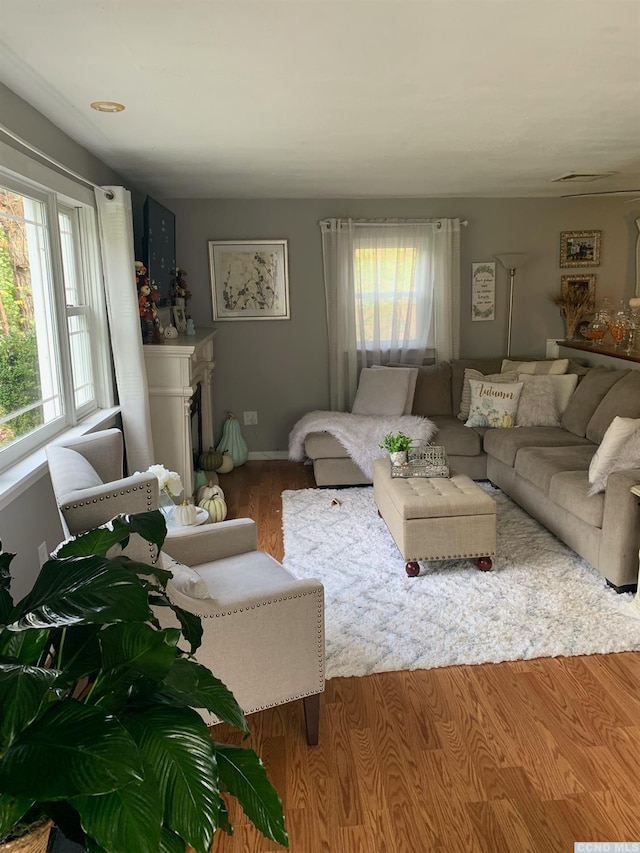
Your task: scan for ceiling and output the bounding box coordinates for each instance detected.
[1,0,640,199]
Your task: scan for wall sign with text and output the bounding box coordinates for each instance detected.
[471,262,496,321]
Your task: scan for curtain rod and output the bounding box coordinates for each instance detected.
[0,123,114,199]
[320,218,468,227]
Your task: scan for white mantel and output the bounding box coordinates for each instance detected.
[143,329,216,497]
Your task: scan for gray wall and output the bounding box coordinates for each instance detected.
[0,83,139,599]
[166,196,640,453]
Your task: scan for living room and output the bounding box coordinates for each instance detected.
[2,1,640,850]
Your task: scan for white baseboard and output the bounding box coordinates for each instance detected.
[247,451,289,460]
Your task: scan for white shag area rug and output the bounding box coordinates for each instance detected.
[281,484,640,679]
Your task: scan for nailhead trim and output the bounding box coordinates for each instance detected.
[407,551,496,560]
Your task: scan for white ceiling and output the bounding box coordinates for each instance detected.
[1,0,640,199]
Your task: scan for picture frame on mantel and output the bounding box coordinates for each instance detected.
[208,239,290,321]
[559,230,601,268]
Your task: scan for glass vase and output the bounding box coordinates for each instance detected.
[158,490,176,524]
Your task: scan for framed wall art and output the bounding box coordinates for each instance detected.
[208,239,290,321]
[172,306,187,333]
[561,273,596,308]
[143,196,176,304]
[471,262,496,321]
[559,230,601,268]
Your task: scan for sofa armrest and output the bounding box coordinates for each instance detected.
[599,467,640,587]
[59,473,158,535]
[162,518,258,565]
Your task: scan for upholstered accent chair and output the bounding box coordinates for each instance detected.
[45,428,325,744]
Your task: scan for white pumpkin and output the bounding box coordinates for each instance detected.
[199,494,227,522]
[174,501,197,526]
[215,453,234,474]
[196,480,224,503]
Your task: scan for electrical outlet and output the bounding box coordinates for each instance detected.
[243,411,258,426]
[37,541,48,568]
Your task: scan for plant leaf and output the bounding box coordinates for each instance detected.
[55,512,165,559]
[0,793,34,840]
[73,769,162,853]
[0,628,50,665]
[215,743,288,848]
[8,558,152,630]
[159,826,186,853]
[0,551,15,625]
[159,657,248,733]
[0,663,58,748]
[170,605,203,654]
[125,706,218,853]
[217,795,233,836]
[0,700,145,799]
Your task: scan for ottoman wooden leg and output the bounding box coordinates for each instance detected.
[477,556,492,572]
[406,561,420,577]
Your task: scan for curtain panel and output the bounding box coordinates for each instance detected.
[320,217,461,411]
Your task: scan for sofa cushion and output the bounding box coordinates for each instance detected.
[483,426,593,468]
[352,367,417,415]
[501,357,569,375]
[515,444,595,495]
[430,416,483,456]
[410,362,453,417]
[370,365,418,414]
[561,366,628,437]
[458,369,518,421]
[450,358,503,415]
[549,470,605,529]
[45,445,104,497]
[586,371,640,444]
[304,431,346,459]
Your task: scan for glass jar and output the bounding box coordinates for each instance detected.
[608,300,631,349]
[584,313,608,347]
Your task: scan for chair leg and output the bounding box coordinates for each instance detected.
[303,694,320,746]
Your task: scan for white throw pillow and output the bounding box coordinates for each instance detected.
[464,379,523,428]
[370,365,418,414]
[458,369,518,421]
[164,556,210,599]
[547,373,579,415]
[588,416,640,495]
[352,366,417,416]
[516,375,559,427]
[501,358,569,375]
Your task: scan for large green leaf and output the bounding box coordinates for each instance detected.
[0,793,34,840]
[56,512,165,559]
[7,558,152,630]
[0,663,58,748]
[159,657,248,733]
[170,604,203,654]
[0,700,145,799]
[159,826,186,853]
[215,743,288,848]
[50,626,102,692]
[88,625,180,710]
[125,706,218,853]
[0,550,14,625]
[73,769,162,853]
[0,628,50,665]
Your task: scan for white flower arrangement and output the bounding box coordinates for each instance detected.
[147,464,183,497]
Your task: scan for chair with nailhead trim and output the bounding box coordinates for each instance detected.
[45,428,325,745]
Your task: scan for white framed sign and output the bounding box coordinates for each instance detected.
[471,262,496,321]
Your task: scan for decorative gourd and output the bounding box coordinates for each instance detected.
[216,453,234,474]
[216,412,248,466]
[199,493,227,523]
[174,500,197,526]
[196,481,224,503]
[199,447,223,472]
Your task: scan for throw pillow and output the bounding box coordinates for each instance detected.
[457,369,518,421]
[588,416,640,495]
[370,365,418,414]
[501,358,569,375]
[547,373,579,415]
[45,445,103,495]
[352,367,417,416]
[163,555,210,600]
[515,375,559,427]
[605,429,640,481]
[464,379,523,428]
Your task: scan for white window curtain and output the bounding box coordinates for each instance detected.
[95,186,154,474]
[320,217,461,411]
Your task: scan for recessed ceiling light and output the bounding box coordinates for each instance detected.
[90,101,125,113]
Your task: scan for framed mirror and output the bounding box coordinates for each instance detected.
[143,196,176,305]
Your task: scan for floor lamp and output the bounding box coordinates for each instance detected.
[494,253,530,357]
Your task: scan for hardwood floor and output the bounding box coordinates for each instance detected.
[210,461,640,853]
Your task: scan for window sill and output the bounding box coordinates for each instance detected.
[0,407,120,512]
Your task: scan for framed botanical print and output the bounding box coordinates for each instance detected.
[209,239,290,321]
[561,273,596,308]
[560,230,601,268]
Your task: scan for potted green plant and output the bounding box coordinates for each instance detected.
[0,511,287,853]
[379,431,411,466]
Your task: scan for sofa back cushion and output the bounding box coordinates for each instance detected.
[585,370,640,444]
[561,366,628,437]
[451,359,503,415]
[409,362,453,416]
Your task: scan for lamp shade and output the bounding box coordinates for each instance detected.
[494,253,530,271]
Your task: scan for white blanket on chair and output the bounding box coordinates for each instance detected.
[288,411,438,480]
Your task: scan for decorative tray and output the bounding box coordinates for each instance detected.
[390,444,450,478]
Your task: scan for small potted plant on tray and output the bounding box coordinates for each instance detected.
[0,512,287,853]
[379,431,411,466]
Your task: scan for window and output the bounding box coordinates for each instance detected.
[0,172,110,471]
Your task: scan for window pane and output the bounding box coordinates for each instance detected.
[67,312,94,408]
[0,188,62,451]
[58,209,80,304]
[355,246,419,346]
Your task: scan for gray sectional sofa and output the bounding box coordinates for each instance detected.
[302,358,640,591]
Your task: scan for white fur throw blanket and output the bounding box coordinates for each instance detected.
[288,411,438,479]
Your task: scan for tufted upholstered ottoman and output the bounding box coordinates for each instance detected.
[373,457,497,577]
